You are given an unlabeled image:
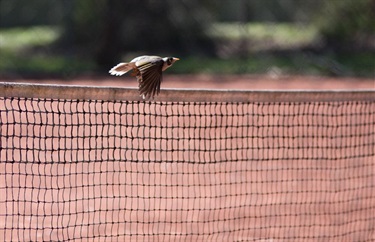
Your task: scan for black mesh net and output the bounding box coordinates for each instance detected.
[1,96,374,241]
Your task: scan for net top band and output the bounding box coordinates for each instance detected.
[1,82,374,102]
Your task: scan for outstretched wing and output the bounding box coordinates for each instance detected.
[136,59,164,99]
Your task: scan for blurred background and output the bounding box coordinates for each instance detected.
[0,0,374,87]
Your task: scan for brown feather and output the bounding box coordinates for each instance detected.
[131,68,140,77]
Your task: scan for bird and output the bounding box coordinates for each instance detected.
[109,55,179,99]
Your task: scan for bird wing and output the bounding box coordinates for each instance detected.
[136,59,164,99]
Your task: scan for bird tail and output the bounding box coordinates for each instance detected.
[109,62,136,76]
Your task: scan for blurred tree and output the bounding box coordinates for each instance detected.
[59,0,216,68]
[316,0,375,50]
[0,0,66,27]
[216,0,322,23]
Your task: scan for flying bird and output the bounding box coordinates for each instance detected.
[109,55,179,99]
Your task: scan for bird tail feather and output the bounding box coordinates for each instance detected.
[109,62,136,76]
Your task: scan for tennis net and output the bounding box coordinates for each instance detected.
[1,82,374,241]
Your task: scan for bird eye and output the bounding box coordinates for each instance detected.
[167,58,173,65]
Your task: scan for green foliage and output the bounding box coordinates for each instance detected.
[0,0,374,77]
[208,22,319,50]
[170,53,375,77]
[215,0,322,22]
[1,24,374,77]
[0,26,95,76]
[59,0,216,67]
[316,0,375,48]
[0,0,66,27]
[0,50,95,76]
[0,26,59,50]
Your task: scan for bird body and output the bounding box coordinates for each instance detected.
[109,55,179,99]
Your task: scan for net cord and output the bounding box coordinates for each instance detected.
[0,82,374,102]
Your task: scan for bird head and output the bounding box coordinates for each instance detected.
[162,57,179,71]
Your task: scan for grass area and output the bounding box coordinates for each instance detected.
[0,24,374,77]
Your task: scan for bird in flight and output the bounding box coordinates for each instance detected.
[109,55,179,99]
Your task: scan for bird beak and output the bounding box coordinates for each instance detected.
[173,57,180,61]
